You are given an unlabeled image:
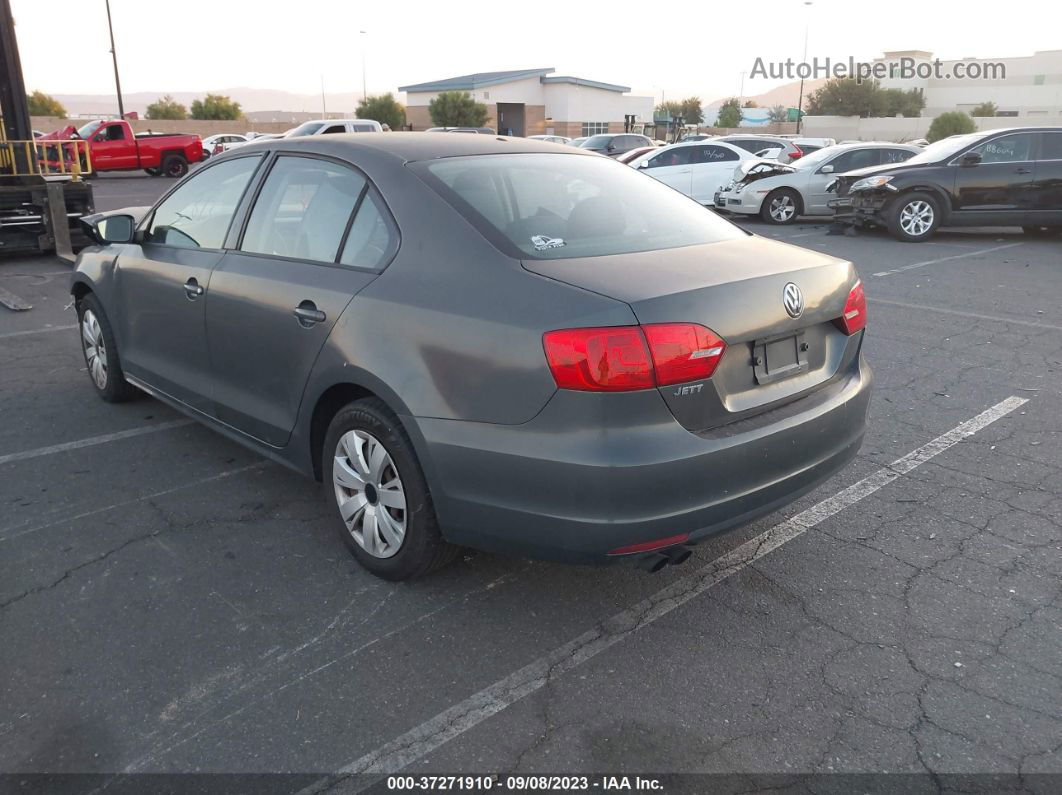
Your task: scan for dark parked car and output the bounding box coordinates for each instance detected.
[71,134,871,580]
[577,133,654,158]
[832,127,1062,241]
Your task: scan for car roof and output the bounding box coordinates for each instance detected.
[240,131,598,164]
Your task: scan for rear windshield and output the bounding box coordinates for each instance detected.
[413,152,745,260]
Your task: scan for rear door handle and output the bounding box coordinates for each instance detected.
[183,278,204,299]
[1015,167,1032,174]
[293,301,326,327]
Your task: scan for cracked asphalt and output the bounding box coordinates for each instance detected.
[1,175,1060,789]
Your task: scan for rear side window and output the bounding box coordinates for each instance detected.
[882,148,915,164]
[414,152,744,260]
[646,147,696,168]
[1040,132,1062,160]
[697,145,739,163]
[146,155,261,249]
[241,156,366,262]
[339,190,397,269]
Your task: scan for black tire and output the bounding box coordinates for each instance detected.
[1022,225,1062,237]
[886,191,941,242]
[761,188,802,224]
[161,154,188,178]
[144,167,160,176]
[322,398,458,580]
[76,293,139,403]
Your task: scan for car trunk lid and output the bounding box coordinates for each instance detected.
[523,235,862,432]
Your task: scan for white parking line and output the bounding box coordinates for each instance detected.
[872,242,1023,277]
[0,324,77,340]
[0,419,194,467]
[869,297,1062,332]
[300,395,1029,792]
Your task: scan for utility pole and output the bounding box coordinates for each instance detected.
[795,0,812,134]
[104,0,124,118]
[360,30,367,106]
[321,74,327,116]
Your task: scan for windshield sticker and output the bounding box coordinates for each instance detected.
[531,235,566,251]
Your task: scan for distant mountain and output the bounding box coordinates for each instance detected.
[50,87,367,117]
[709,78,829,109]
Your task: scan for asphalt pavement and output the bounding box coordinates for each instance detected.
[1,175,1059,792]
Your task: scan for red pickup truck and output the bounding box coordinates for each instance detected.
[40,119,204,177]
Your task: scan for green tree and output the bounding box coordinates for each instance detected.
[678,96,704,124]
[27,90,66,117]
[767,104,789,123]
[356,93,405,130]
[742,100,758,108]
[190,94,242,121]
[428,91,489,127]
[806,78,888,118]
[969,101,997,117]
[881,87,925,118]
[146,94,188,120]
[716,98,743,128]
[656,100,682,120]
[926,111,977,143]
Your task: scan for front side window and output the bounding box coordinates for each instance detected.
[102,124,126,141]
[240,156,366,262]
[970,133,1035,163]
[647,147,696,168]
[415,152,745,260]
[145,155,261,249]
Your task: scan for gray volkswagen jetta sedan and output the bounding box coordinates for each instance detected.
[72,133,871,580]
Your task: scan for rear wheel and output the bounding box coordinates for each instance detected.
[161,154,188,178]
[761,188,801,224]
[887,191,941,242]
[76,294,139,403]
[322,398,458,580]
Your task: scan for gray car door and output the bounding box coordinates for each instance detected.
[807,148,882,213]
[204,153,397,447]
[115,154,263,413]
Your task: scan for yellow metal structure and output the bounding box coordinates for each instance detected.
[0,135,92,181]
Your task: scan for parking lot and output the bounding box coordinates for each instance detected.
[2,173,1060,790]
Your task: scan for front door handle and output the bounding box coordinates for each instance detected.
[183,278,204,300]
[1015,167,1032,174]
[293,301,326,327]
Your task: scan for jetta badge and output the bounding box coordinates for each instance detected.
[782,282,804,319]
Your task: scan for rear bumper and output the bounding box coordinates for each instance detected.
[415,354,872,564]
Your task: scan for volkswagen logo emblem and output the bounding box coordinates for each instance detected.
[782,283,804,319]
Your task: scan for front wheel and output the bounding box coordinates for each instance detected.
[761,188,801,224]
[76,294,139,402]
[323,398,458,580]
[887,192,941,242]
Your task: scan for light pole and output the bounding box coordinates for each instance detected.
[739,71,746,104]
[795,0,812,134]
[104,0,124,119]
[360,30,367,106]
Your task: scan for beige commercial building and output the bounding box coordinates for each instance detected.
[874,49,1062,118]
[399,67,654,137]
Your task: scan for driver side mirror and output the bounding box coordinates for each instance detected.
[960,151,982,166]
[638,160,650,169]
[819,164,834,174]
[84,214,136,245]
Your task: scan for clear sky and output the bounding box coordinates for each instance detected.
[12,0,1062,103]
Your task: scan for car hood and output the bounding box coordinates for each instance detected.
[838,160,934,181]
[736,159,796,184]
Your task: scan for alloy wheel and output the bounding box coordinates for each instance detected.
[769,195,796,222]
[899,200,934,237]
[81,310,108,390]
[332,430,406,558]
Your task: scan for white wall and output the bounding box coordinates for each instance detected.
[801,114,1060,142]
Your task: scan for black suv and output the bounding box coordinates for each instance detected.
[578,133,655,158]
[833,127,1062,241]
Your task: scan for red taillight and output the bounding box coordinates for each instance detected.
[788,144,804,160]
[542,326,654,391]
[608,533,690,556]
[543,323,726,392]
[643,323,726,386]
[836,281,867,335]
